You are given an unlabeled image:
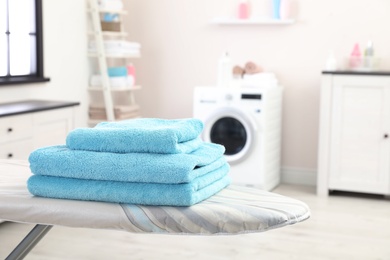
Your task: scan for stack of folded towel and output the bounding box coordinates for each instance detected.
[88,104,141,120]
[89,40,141,57]
[27,118,231,206]
[98,0,123,10]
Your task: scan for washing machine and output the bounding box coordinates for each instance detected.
[193,86,282,191]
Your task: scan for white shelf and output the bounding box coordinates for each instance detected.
[88,85,142,92]
[211,17,295,25]
[88,116,142,126]
[88,31,128,37]
[87,8,128,15]
[98,9,128,15]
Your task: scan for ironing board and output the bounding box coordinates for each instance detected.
[0,160,310,259]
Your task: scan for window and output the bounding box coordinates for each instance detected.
[0,0,49,86]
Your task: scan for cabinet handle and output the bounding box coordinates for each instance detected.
[7,153,13,158]
[385,134,389,139]
[7,128,13,133]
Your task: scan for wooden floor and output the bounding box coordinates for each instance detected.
[1,184,390,260]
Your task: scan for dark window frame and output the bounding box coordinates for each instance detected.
[0,0,50,86]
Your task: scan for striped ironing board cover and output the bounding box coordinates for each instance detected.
[0,160,310,235]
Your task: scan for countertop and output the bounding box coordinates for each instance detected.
[0,100,80,118]
[322,70,390,76]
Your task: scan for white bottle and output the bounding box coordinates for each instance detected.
[279,0,292,20]
[364,41,374,69]
[217,52,232,88]
[325,50,338,71]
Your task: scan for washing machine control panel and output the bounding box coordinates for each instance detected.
[241,94,262,100]
[224,93,262,102]
[194,86,267,119]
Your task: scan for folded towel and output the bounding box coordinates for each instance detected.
[89,40,141,50]
[29,143,226,184]
[66,118,204,154]
[90,74,135,88]
[89,110,141,120]
[89,105,140,113]
[89,105,141,120]
[241,72,279,88]
[98,0,123,11]
[27,165,231,206]
[107,66,128,77]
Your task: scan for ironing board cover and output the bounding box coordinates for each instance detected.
[0,160,310,235]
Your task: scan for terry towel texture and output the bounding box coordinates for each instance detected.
[29,143,226,184]
[27,165,231,206]
[28,118,231,206]
[66,118,204,154]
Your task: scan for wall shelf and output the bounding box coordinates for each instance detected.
[210,17,295,25]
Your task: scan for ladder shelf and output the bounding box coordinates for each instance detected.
[86,0,141,124]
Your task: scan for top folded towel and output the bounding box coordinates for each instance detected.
[66,118,204,154]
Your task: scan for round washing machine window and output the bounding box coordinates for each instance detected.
[210,117,247,155]
[203,108,256,164]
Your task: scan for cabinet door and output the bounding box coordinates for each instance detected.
[329,76,390,194]
[33,108,75,149]
[0,139,34,160]
[0,114,33,143]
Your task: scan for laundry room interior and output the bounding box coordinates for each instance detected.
[1,0,390,259]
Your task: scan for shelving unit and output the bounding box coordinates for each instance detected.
[86,0,141,125]
[210,17,295,25]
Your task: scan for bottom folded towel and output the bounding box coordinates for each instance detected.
[27,164,231,206]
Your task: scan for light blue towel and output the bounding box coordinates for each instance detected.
[29,143,226,184]
[27,164,231,206]
[107,66,127,77]
[66,118,204,154]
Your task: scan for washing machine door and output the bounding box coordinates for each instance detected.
[202,108,257,164]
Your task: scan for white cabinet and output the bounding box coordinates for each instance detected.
[0,113,34,160]
[0,102,78,160]
[318,72,390,196]
[1,139,34,160]
[33,108,75,149]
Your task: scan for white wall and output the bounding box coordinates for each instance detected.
[2,0,390,178]
[123,0,390,173]
[0,0,88,128]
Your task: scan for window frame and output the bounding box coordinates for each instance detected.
[0,0,50,86]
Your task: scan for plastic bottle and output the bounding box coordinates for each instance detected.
[217,52,232,88]
[325,50,338,71]
[272,0,281,19]
[349,43,362,69]
[238,0,250,19]
[279,0,292,20]
[364,41,374,69]
[364,41,374,56]
[127,63,136,85]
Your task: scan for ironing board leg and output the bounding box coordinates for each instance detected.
[6,224,53,260]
